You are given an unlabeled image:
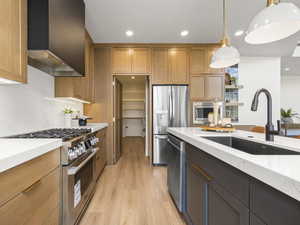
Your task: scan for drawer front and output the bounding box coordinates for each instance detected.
[95,149,106,179]
[0,148,60,206]
[186,143,250,206]
[251,180,300,225]
[0,167,60,225]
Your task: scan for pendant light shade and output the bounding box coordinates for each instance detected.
[210,0,240,69]
[210,45,240,69]
[245,2,300,44]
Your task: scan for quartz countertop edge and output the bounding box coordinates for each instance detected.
[167,127,300,202]
[0,139,63,173]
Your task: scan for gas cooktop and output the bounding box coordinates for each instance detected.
[7,128,92,141]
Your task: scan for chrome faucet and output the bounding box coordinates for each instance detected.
[251,88,280,141]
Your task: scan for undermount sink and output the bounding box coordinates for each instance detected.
[202,136,300,155]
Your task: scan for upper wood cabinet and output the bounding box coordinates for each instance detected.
[152,48,189,84]
[55,31,95,103]
[190,74,224,101]
[112,48,151,74]
[190,75,205,100]
[190,48,206,74]
[152,48,169,84]
[169,48,189,84]
[0,0,27,83]
[190,47,224,74]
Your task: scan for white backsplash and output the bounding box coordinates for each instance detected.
[0,66,83,137]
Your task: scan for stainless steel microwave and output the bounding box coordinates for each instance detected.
[193,102,214,124]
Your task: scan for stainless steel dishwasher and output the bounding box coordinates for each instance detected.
[167,134,186,212]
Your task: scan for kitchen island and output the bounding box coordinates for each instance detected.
[168,127,300,225]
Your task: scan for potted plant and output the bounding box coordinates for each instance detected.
[63,107,74,128]
[281,108,297,124]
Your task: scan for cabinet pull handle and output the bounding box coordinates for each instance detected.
[23,180,42,194]
[191,164,212,181]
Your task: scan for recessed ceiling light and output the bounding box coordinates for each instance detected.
[126,30,134,37]
[234,30,244,37]
[131,76,135,79]
[285,67,290,71]
[180,30,189,37]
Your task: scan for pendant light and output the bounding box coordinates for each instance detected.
[245,0,300,44]
[210,0,240,69]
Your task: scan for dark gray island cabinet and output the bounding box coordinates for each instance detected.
[184,143,300,225]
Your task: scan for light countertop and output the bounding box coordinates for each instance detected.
[0,139,62,173]
[167,127,300,202]
[0,123,108,173]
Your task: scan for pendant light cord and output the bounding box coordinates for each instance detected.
[222,0,229,46]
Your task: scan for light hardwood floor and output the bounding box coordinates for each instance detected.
[79,137,186,225]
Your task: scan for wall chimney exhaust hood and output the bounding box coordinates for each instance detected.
[28,0,85,77]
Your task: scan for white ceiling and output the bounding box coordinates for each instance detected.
[85,0,300,74]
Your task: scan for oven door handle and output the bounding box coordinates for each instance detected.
[67,148,98,175]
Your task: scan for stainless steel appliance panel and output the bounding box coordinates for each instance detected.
[153,85,188,165]
[169,86,188,128]
[167,135,186,212]
[153,86,171,135]
[153,135,171,165]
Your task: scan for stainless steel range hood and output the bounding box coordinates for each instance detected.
[28,0,85,77]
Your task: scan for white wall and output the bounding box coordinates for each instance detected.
[238,57,281,126]
[0,66,83,137]
[281,76,300,123]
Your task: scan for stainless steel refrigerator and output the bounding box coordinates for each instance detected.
[153,85,188,165]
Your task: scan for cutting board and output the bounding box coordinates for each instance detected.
[199,126,236,133]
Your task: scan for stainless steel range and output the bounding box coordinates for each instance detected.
[8,128,100,225]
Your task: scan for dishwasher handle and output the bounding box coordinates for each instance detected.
[167,139,181,151]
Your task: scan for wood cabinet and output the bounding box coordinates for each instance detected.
[169,48,189,84]
[250,214,266,225]
[152,48,169,84]
[190,47,224,75]
[190,76,205,100]
[112,48,151,74]
[250,180,300,225]
[55,31,95,102]
[0,0,27,83]
[186,162,210,225]
[0,149,60,225]
[190,74,224,101]
[95,128,107,180]
[152,48,189,84]
[208,183,249,225]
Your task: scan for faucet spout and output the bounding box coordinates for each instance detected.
[251,89,279,141]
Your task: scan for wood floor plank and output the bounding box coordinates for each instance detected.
[79,137,186,225]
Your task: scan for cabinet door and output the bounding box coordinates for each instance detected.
[205,75,224,101]
[206,48,225,74]
[209,182,249,225]
[190,48,206,74]
[152,48,169,84]
[190,76,205,100]
[0,0,27,83]
[250,214,266,225]
[185,161,211,225]
[132,48,151,74]
[0,168,60,225]
[251,180,300,225]
[169,48,188,84]
[112,48,132,74]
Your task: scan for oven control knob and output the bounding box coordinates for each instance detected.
[74,146,81,156]
[68,148,76,160]
[79,142,86,153]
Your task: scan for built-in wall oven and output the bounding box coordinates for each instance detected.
[193,102,214,124]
